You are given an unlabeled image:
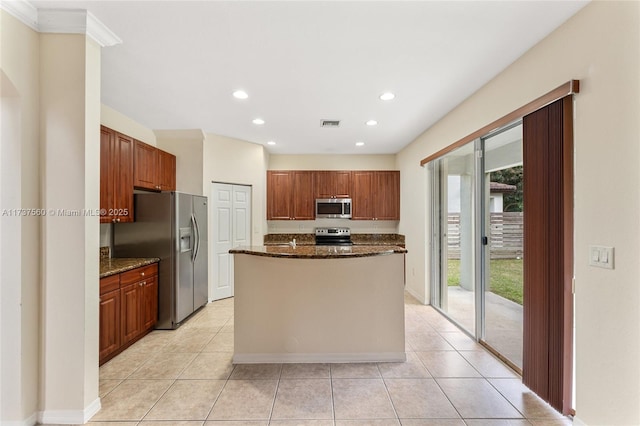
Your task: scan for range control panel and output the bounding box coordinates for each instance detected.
[315,227,351,237]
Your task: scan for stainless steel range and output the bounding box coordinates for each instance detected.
[315,227,353,246]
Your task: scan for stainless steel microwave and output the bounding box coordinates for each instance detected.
[315,198,352,219]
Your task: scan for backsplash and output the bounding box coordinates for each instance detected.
[267,219,398,234]
[100,246,110,259]
[100,223,113,254]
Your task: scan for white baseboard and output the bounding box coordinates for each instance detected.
[406,286,427,304]
[233,352,407,364]
[38,397,101,425]
[572,416,587,426]
[0,412,37,426]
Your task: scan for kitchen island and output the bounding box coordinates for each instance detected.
[229,245,407,364]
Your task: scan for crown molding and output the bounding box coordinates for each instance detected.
[38,9,122,47]
[1,1,121,47]
[85,10,122,47]
[0,0,39,31]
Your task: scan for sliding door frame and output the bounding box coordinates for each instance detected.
[423,81,579,415]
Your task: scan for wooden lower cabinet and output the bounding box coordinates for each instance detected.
[99,289,120,361]
[120,282,142,346]
[141,276,158,331]
[99,263,158,365]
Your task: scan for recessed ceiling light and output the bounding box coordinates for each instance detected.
[267,141,276,145]
[366,120,378,126]
[252,118,265,125]
[233,90,248,99]
[355,141,365,147]
[379,92,395,101]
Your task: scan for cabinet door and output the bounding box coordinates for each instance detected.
[332,171,352,198]
[141,276,158,331]
[100,127,116,223]
[133,140,159,190]
[120,282,141,346]
[158,150,176,191]
[115,133,134,222]
[314,171,351,199]
[267,171,293,220]
[99,289,120,362]
[351,171,375,220]
[292,171,314,220]
[374,171,400,220]
[314,171,334,199]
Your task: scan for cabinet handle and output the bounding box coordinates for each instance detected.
[141,272,145,276]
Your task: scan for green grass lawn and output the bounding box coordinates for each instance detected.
[447,259,523,305]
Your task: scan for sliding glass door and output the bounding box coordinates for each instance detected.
[430,122,523,370]
[481,123,523,371]
[430,142,477,335]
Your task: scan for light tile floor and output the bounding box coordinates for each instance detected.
[89,293,572,426]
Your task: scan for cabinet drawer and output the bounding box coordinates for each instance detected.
[120,263,158,286]
[100,274,120,295]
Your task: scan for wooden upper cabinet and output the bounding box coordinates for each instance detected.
[100,126,133,223]
[314,171,351,199]
[158,150,176,191]
[351,171,375,220]
[351,171,400,220]
[266,170,314,220]
[100,127,115,223]
[133,140,159,190]
[374,171,400,220]
[292,171,314,220]
[133,140,176,191]
[267,171,294,220]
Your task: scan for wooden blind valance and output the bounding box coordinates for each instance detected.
[420,80,580,166]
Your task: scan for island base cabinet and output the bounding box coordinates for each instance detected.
[233,253,406,363]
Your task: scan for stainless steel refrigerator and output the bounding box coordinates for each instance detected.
[114,192,208,329]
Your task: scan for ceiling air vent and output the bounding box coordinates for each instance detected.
[320,119,340,128]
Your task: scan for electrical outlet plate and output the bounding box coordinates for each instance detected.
[589,245,614,269]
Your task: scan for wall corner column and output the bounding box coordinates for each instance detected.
[39,32,101,424]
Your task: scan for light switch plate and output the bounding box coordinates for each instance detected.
[589,245,614,269]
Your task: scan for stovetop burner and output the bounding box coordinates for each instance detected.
[315,227,353,246]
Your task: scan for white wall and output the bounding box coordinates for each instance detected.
[203,133,268,242]
[101,103,156,146]
[269,154,396,170]
[397,2,640,424]
[0,10,41,424]
[155,129,205,195]
[40,32,101,422]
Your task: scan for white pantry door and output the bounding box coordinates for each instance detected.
[211,183,251,301]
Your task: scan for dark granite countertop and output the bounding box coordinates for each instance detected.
[263,233,405,247]
[230,245,407,259]
[100,258,160,278]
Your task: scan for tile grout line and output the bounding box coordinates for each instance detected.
[378,363,401,424]
[267,363,283,424]
[329,363,337,425]
[201,301,235,423]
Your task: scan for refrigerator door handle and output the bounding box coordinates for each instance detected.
[191,214,200,262]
